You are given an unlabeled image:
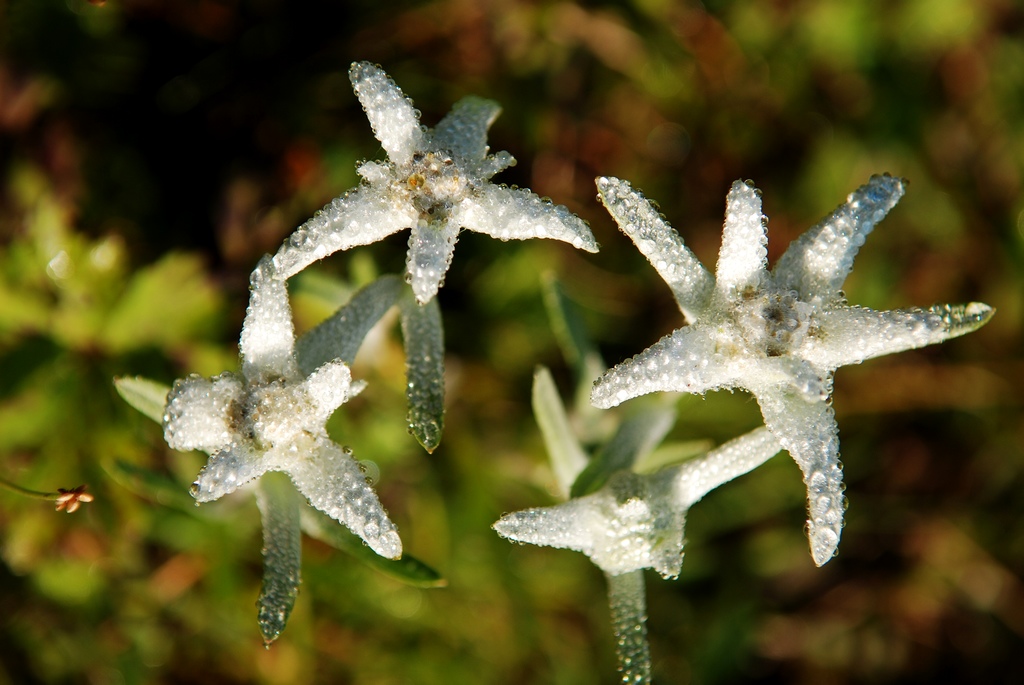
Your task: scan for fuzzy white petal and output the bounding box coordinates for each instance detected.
[596,176,712,322]
[163,372,242,452]
[273,186,416,279]
[349,62,425,167]
[453,184,598,252]
[287,439,402,560]
[774,174,905,303]
[716,180,768,298]
[241,257,297,382]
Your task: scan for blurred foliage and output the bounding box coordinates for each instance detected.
[0,0,1022,683]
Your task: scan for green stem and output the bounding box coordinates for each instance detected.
[0,475,60,500]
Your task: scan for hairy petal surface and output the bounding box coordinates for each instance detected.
[191,443,270,502]
[349,62,425,166]
[287,439,402,560]
[406,219,460,305]
[716,180,768,298]
[241,257,297,382]
[803,303,995,370]
[273,187,416,279]
[301,360,357,426]
[755,388,844,567]
[673,427,781,507]
[596,177,713,321]
[774,174,905,303]
[163,373,242,452]
[591,325,729,408]
[452,184,598,252]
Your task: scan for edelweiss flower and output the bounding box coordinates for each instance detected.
[273,62,598,303]
[494,427,781,578]
[591,175,993,566]
[163,256,401,559]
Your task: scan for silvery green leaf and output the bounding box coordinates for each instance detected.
[541,272,600,375]
[570,407,675,498]
[114,376,170,424]
[295,274,403,374]
[255,472,302,645]
[399,293,445,452]
[531,366,589,497]
[300,508,445,588]
[606,570,651,685]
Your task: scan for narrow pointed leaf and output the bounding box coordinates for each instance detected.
[541,272,600,373]
[399,293,445,452]
[296,274,404,374]
[255,472,302,645]
[531,366,589,497]
[114,376,170,424]
[300,508,445,588]
[104,459,197,510]
[570,406,676,498]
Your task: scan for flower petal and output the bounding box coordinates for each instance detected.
[163,372,242,452]
[596,176,712,322]
[287,439,402,559]
[774,174,905,304]
[431,95,502,165]
[672,427,781,507]
[191,442,271,502]
[273,186,416,280]
[452,184,598,253]
[301,359,356,426]
[241,256,297,382]
[755,388,844,567]
[590,325,734,408]
[802,302,995,370]
[406,218,459,304]
[349,62,426,167]
[716,180,768,299]
[254,472,302,645]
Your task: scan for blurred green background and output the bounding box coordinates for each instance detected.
[1,0,1022,683]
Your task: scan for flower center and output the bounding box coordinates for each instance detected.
[734,289,814,357]
[244,380,317,451]
[401,151,470,217]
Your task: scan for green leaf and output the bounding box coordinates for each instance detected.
[541,272,599,372]
[300,508,446,588]
[570,407,676,498]
[113,376,170,424]
[399,293,445,453]
[104,459,196,510]
[255,473,303,645]
[532,366,589,497]
[103,253,223,353]
[296,274,404,374]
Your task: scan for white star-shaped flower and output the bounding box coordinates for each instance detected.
[590,175,994,566]
[162,255,401,559]
[273,62,599,303]
[494,427,781,578]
